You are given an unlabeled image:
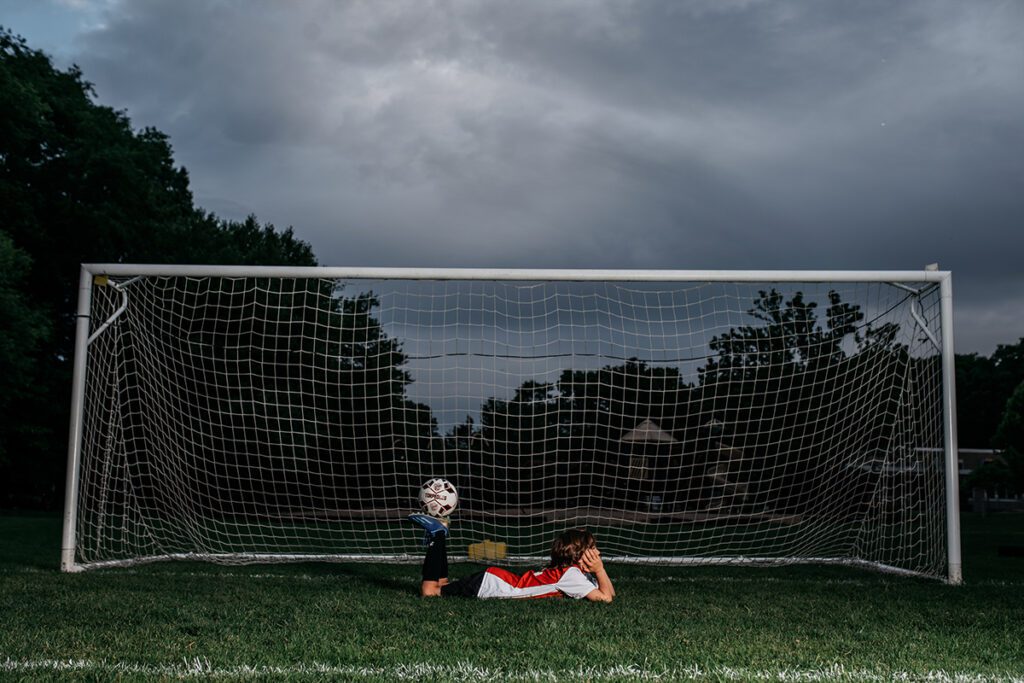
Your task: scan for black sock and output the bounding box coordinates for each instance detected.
[421,533,448,582]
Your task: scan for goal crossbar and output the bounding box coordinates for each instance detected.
[80,264,951,282]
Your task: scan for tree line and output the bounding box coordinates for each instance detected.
[1,30,316,506]
[449,306,1023,513]
[444,290,943,514]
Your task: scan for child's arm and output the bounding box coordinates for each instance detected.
[580,548,615,602]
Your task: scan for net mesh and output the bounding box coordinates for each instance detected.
[73,274,950,578]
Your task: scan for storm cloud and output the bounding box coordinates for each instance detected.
[17,0,1024,352]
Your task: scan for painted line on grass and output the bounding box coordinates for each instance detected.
[2,657,1022,681]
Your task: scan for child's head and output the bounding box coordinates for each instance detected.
[548,528,596,568]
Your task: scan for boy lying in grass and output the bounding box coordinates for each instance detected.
[408,515,615,602]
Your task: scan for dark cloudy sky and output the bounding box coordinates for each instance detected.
[5,0,1023,354]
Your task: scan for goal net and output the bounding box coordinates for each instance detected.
[62,267,961,582]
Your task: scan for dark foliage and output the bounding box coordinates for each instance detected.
[969,379,1024,495]
[955,338,1024,448]
[0,30,432,509]
[447,288,936,528]
[77,278,439,543]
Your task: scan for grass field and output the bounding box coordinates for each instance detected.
[1,513,1022,681]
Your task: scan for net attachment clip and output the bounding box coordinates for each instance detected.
[86,275,144,345]
[890,280,940,351]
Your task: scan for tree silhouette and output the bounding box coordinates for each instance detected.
[0,233,51,471]
[465,361,692,509]
[84,277,440,524]
[980,379,1024,495]
[693,288,921,516]
[0,30,432,510]
[956,338,1024,448]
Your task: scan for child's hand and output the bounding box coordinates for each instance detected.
[580,547,605,573]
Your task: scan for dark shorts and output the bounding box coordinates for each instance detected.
[440,570,486,598]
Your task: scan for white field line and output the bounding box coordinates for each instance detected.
[2,658,1022,682]
[15,566,1024,587]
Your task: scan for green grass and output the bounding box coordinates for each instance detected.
[1,513,1022,681]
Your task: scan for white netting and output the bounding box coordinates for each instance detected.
[71,273,952,579]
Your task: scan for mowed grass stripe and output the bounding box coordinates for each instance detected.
[4,658,1022,682]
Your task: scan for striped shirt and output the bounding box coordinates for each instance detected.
[476,565,598,600]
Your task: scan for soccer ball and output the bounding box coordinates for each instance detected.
[419,478,458,517]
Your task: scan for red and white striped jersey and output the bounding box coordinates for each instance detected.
[477,565,597,600]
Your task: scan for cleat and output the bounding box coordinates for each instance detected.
[408,514,449,545]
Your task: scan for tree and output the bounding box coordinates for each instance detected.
[558,361,693,510]
[992,380,1024,493]
[0,30,436,508]
[478,380,560,507]
[693,289,914,514]
[696,289,875,447]
[472,362,692,508]
[699,289,864,387]
[126,280,438,515]
[0,233,50,469]
[557,360,691,432]
[956,338,1024,448]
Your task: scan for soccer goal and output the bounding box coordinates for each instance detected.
[61,266,962,583]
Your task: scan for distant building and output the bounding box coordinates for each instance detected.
[956,448,1005,476]
[620,419,679,444]
[620,419,678,481]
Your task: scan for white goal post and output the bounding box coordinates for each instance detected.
[61,265,962,583]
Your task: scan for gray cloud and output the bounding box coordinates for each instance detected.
[59,0,1024,353]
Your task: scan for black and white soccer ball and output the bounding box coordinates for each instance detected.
[419,478,459,517]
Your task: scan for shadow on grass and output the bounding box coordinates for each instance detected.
[320,563,417,593]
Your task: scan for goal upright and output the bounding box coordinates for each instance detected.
[61,266,962,583]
